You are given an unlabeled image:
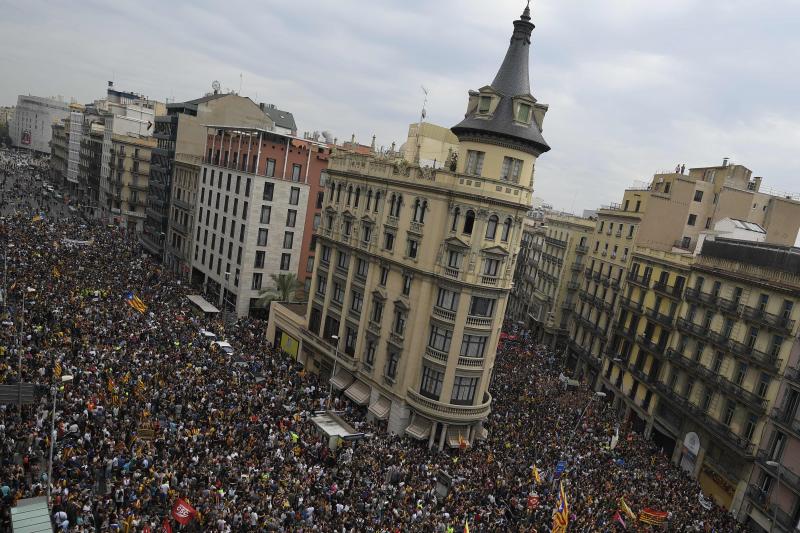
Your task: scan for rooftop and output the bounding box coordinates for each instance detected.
[699,238,800,275]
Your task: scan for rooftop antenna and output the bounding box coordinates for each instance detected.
[415,85,428,163]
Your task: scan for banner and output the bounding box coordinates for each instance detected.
[698,492,713,510]
[638,508,668,525]
[171,498,196,525]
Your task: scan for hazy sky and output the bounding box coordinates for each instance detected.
[1,0,798,213]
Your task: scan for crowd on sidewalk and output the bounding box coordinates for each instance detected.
[0,208,741,531]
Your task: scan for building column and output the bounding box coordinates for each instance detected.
[254,133,263,175]
[438,423,448,451]
[428,420,437,449]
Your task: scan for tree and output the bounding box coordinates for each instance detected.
[257,273,303,307]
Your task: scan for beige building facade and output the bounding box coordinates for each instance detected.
[101,134,155,232]
[269,5,551,447]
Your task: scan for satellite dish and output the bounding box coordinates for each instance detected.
[212,80,221,94]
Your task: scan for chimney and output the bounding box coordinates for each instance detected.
[722,157,729,167]
[753,176,763,191]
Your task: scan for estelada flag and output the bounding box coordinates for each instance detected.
[171,498,196,525]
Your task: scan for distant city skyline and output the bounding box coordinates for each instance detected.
[1,0,799,213]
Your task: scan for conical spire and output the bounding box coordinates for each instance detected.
[451,4,550,156]
[491,3,535,97]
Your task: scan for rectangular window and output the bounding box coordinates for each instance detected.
[477,95,491,113]
[465,150,485,176]
[235,175,241,194]
[344,326,357,356]
[365,340,376,366]
[313,213,321,230]
[469,296,495,317]
[263,182,274,201]
[316,275,327,295]
[321,245,331,263]
[257,228,268,246]
[332,282,344,303]
[428,325,453,352]
[402,275,411,296]
[483,258,500,276]
[694,190,703,202]
[289,187,300,205]
[500,156,523,182]
[356,258,369,278]
[242,201,248,221]
[336,251,349,270]
[687,214,697,226]
[350,291,363,313]
[292,164,302,181]
[280,253,291,271]
[251,273,263,290]
[386,351,400,380]
[383,231,395,251]
[265,159,276,178]
[436,288,459,311]
[283,231,294,249]
[393,310,406,336]
[379,266,389,286]
[306,256,315,273]
[420,366,444,400]
[245,178,251,197]
[286,209,297,227]
[260,205,271,224]
[371,299,384,323]
[460,334,488,358]
[254,251,265,269]
[407,239,419,259]
[451,375,478,405]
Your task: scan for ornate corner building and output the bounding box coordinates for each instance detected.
[268,5,551,447]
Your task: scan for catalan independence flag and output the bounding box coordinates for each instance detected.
[125,291,146,313]
[552,480,569,533]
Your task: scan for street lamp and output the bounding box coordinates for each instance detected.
[223,271,230,320]
[47,374,73,503]
[565,391,607,451]
[765,460,784,533]
[328,335,339,409]
[17,286,35,407]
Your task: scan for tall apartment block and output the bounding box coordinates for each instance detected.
[509,214,594,350]
[10,94,70,154]
[268,5,550,446]
[189,126,330,316]
[141,92,272,270]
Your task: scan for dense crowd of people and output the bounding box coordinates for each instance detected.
[0,150,741,531]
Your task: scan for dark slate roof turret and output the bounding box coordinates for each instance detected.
[451,3,550,156]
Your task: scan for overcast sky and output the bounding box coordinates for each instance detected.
[1,0,798,213]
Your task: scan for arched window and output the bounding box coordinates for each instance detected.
[389,194,397,216]
[463,210,476,235]
[354,188,361,208]
[374,191,381,212]
[329,182,336,202]
[336,183,342,203]
[485,215,499,239]
[420,201,428,224]
[347,185,353,205]
[412,199,421,222]
[366,190,373,211]
[451,207,460,232]
[501,217,512,241]
[394,195,403,217]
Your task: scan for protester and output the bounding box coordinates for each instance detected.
[0,149,741,532]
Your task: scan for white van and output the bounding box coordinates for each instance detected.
[199,329,217,341]
[212,340,234,354]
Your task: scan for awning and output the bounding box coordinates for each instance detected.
[11,496,52,532]
[329,369,354,391]
[447,426,470,449]
[368,396,391,420]
[344,380,370,405]
[405,414,433,440]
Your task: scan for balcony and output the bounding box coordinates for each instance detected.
[592,271,602,283]
[424,346,449,364]
[646,307,675,329]
[771,405,800,438]
[627,273,650,288]
[545,236,567,248]
[465,315,493,329]
[480,275,499,286]
[575,243,589,254]
[432,306,456,323]
[684,287,717,306]
[389,331,405,346]
[654,382,755,456]
[384,215,398,228]
[443,266,460,280]
[676,317,709,337]
[638,336,667,358]
[566,281,580,291]
[367,321,381,335]
[571,262,583,272]
[742,305,796,335]
[620,296,643,313]
[584,267,592,280]
[756,450,800,495]
[457,356,484,369]
[408,221,424,234]
[653,281,683,300]
[406,388,492,423]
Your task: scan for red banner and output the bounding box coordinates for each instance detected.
[161,517,172,533]
[638,508,668,525]
[171,499,196,525]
